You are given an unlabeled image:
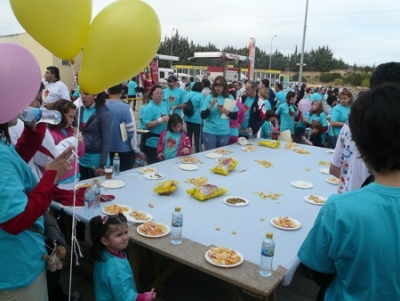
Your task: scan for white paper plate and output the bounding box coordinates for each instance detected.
[222,196,249,207]
[206,152,222,159]
[242,146,256,152]
[180,164,198,171]
[137,167,158,174]
[137,223,170,238]
[319,168,330,175]
[137,129,150,134]
[214,149,232,155]
[101,180,125,189]
[291,181,313,189]
[326,177,340,185]
[179,156,198,164]
[326,150,334,155]
[304,195,327,206]
[102,204,131,215]
[143,173,165,180]
[270,217,301,230]
[205,248,244,268]
[124,211,153,223]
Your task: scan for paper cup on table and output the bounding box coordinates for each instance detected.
[104,166,113,179]
[278,130,292,142]
[221,98,237,119]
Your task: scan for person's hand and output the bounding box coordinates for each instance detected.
[302,117,308,123]
[44,146,74,182]
[217,105,229,115]
[161,115,169,123]
[95,167,105,177]
[157,152,164,160]
[23,118,37,130]
[182,147,190,155]
[143,288,156,301]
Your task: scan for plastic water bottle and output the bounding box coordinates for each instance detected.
[259,232,275,277]
[171,206,183,245]
[84,183,94,217]
[18,107,62,125]
[113,153,120,177]
[248,127,253,139]
[92,178,101,214]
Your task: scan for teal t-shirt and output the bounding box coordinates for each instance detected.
[276,103,296,134]
[163,131,182,159]
[275,91,286,108]
[183,91,204,125]
[329,104,350,137]
[298,183,400,300]
[163,87,185,115]
[260,120,272,138]
[240,96,255,130]
[143,100,169,148]
[202,94,236,135]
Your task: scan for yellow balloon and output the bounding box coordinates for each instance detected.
[10,0,91,60]
[79,0,161,94]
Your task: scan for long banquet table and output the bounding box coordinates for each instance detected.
[60,139,337,298]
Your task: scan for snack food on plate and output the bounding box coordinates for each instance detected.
[257,139,281,149]
[139,221,168,236]
[154,180,179,195]
[211,157,238,175]
[208,246,242,266]
[186,184,228,201]
[273,216,297,228]
[129,211,151,221]
[103,204,130,214]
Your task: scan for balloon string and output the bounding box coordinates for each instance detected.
[68,103,83,300]
[70,63,78,88]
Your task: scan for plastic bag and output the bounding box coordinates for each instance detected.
[211,157,238,175]
[154,180,179,195]
[258,139,281,149]
[186,184,228,201]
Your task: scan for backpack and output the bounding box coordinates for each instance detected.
[183,98,194,117]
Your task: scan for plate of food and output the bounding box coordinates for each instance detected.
[237,137,251,146]
[137,221,170,238]
[102,204,131,215]
[138,167,158,174]
[179,164,198,171]
[124,210,153,223]
[271,216,301,230]
[222,196,249,207]
[214,149,232,155]
[143,173,164,180]
[304,195,327,206]
[291,181,313,189]
[206,152,222,159]
[205,246,244,268]
[284,142,297,150]
[180,156,198,164]
[326,177,340,185]
[242,145,256,152]
[319,168,330,175]
[101,180,125,189]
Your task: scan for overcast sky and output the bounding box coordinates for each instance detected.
[1,0,399,67]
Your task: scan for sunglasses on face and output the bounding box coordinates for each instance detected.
[214,83,224,88]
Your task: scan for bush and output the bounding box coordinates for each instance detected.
[361,78,370,87]
[334,78,343,86]
[291,73,307,83]
[319,72,343,83]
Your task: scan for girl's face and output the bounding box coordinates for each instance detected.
[339,95,351,106]
[101,223,129,253]
[171,122,182,133]
[64,108,76,128]
[152,88,163,103]
[311,102,320,112]
[81,92,96,108]
[288,97,296,105]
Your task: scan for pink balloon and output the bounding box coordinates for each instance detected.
[298,98,312,113]
[0,43,41,124]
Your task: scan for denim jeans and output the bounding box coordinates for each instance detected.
[202,132,230,151]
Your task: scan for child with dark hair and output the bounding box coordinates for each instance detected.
[275,91,297,136]
[298,82,400,300]
[302,121,322,146]
[89,214,156,301]
[260,110,276,139]
[157,113,192,161]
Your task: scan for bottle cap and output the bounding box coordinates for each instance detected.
[93,178,99,183]
[115,153,119,156]
[86,183,93,188]
[175,206,181,212]
[266,232,273,239]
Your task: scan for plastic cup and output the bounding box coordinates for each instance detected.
[104,166,113,179]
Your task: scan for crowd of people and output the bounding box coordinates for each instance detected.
[2,61,400,301]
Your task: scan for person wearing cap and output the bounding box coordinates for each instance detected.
[163,75,186,116]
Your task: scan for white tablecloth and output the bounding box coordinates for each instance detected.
[61,140,337,286]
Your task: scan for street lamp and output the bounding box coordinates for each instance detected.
[269,35,277,85]
[170,28,176,67]
[298,0,309,86]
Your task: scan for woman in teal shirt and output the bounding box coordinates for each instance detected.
[201,76,237,150]
[328,90,352,148]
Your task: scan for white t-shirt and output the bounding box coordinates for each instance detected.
[331,123,370,193]
[42,81,70,104]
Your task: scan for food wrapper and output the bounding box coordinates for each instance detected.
[211,157,238,175]
[154,180,179,195]
[258,139,281,149]
[186,184,228,201]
